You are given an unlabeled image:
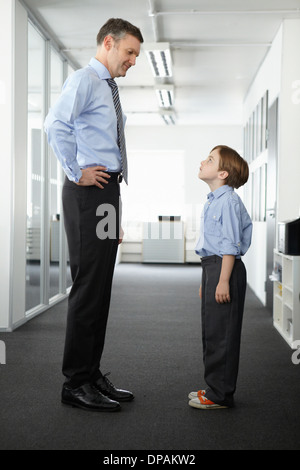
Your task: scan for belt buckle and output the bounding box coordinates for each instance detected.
[117,174,123,184]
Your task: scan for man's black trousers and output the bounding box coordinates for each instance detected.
[62,176,120,388]
[201,255,247,407]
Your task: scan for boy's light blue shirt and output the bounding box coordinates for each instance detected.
[44,58,124,182]
[195,185,252,258]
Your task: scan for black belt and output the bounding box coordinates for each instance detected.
[201,255,241,265]
[106,172,123,183]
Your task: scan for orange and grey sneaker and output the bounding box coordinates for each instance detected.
[188,390,206,400]
[189,395,228,409]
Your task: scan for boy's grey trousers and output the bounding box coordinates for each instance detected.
[201,255,247,407]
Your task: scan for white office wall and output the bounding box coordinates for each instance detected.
[125,124,243,216]
[122,149,185,224]
[242,24,283,305]
[243,25,283,119]
[277,19,300,222]
[244,19,300,223]
[243,19,300,305]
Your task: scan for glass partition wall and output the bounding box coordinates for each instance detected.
[26,24,44,311]
[26,21,74,314]
[49,48,64,299]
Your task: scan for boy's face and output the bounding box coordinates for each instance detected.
[198,149,221,181]
[198,148,228,190]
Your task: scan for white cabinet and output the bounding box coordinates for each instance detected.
[272,250,300,348]
[142,221,185,263]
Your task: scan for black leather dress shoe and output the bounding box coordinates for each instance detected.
[93,373,134,402]
[61,383,121,412]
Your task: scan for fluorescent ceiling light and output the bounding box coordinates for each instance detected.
[155,85,174,108]
[161,114,176,125]
[159,109,176,125]
[144,42,172,77]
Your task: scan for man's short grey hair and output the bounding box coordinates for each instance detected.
[97,18,144,45]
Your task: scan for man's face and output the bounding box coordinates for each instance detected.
[108,34,141,78]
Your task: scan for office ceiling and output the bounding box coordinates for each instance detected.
[22,0,300,126]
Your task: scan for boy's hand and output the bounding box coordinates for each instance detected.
[216,255,235,304]
[215,280,231,304]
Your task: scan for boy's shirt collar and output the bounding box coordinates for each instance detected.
[207,184,232,201]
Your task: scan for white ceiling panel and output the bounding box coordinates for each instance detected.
[23,0,300,125]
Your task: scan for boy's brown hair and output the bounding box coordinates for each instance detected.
[211,145,249,189]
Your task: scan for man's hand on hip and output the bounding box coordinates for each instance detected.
[77,166,111,189]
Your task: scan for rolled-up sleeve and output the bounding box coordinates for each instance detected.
[220,197,252,256]
[220,198,243,256]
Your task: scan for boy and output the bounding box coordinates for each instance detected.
[189,145,252,409]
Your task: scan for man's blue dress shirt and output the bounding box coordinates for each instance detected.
[44,58,124,182]
[195,185,252,258]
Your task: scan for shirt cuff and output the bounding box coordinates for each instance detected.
[220,241,241,256]
[64,166,82,183]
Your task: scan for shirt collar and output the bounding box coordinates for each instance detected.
[207,184,232,201]
[88,57,111,80]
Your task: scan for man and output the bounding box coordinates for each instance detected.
[45,18,144,412]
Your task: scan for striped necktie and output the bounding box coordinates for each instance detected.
[106,78,128,184]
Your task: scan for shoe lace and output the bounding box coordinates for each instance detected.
[103,372,114,388]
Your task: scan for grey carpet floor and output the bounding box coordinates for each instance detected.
[0,263,299,450]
